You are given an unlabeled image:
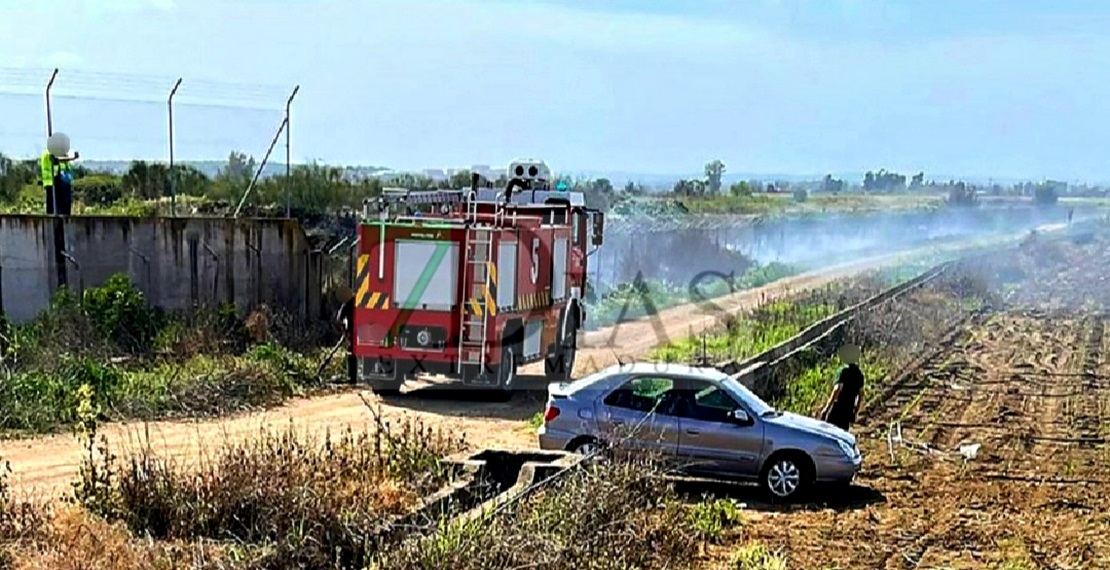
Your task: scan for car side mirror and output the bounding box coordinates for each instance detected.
[729,409,752,425]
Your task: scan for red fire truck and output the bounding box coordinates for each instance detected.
[351,159,605,397]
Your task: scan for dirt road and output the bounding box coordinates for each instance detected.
[0,233,1052,503]
[723,310,1110,569]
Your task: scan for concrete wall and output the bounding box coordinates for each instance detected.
[0,215,324,323]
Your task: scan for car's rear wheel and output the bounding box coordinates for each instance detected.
[760,452,812,501]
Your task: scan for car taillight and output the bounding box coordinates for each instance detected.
[543,405,560,422]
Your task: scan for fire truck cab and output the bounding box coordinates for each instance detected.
[352,159,604,397]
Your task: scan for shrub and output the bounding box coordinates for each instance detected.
[0,284,337,433]
[74,174,124,206]
[77,409,466,570]
[792,188,808,202]
[732,543,788,570]
[688,497,745,543]
[82,273,165,355]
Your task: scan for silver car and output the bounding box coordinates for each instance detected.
[536,362,862,500]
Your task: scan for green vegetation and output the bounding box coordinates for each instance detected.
[688,497,746,543]
[586,261,799,329]
[2,152,1083,225]
[0,273,335,435]
[671,192,943,215]
[653,299,840,364]
[731,543,789,570]
[775,352,887,415]
[646,259,991,418]
[649,277,887,364]
[770,264,992,417]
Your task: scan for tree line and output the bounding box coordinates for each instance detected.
[666,160,1078,206]
[0,152,1084,220]
[0,151,640,219]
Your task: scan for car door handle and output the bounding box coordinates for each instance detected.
[685,428,700,435]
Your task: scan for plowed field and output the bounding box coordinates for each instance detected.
[724,309,1110,569]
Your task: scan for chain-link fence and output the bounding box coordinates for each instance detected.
[0,67,290,197]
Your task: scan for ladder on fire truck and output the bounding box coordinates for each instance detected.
[458,196,504,375]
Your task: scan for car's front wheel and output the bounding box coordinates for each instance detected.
[568,437,609,463]
[760,452,812,501]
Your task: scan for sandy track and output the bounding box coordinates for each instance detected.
[0,235,1044,503]
[726,311,1110,569]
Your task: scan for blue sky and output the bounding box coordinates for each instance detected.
[3,0,1110,181]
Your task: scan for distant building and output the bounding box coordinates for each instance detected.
[423,169,447,181]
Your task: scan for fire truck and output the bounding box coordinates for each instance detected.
[351,159,605,397]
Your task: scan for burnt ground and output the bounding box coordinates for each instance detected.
[709,310,1110,569]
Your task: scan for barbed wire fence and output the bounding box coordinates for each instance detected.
[0,66,296,216]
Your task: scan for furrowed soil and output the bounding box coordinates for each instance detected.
[715,309,1110,569]
[0,232,1061,504]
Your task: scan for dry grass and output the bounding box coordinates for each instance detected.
[3,443,733,570]
[7,507,237,570]
[371,457,715,570]
[61,394,467,570]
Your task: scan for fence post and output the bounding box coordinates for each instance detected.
[168,78,183,217]
[129,247,152,304]
[246,239,262,308]
[285,85,300,219]
[45,68,58,136]
[203,242,219,305]
[60,250,81,298]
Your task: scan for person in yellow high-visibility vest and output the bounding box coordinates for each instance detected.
[41,132,79,215]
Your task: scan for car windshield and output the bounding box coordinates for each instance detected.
[720,376,776,416]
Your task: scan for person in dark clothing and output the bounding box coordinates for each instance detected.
[820,344,865,432]
[335,284,357,384]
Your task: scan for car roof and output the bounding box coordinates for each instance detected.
[555,362,735,402]
[572,361,729,389]
[613,361,729,379]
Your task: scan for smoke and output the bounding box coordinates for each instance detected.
[965,220,1110,313]
[592,203,1097,294]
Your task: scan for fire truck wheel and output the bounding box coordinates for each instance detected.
[547,311,578,383]
[495,347,517,389]
[368,365,405,396]
[369,378,403,396]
